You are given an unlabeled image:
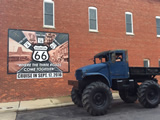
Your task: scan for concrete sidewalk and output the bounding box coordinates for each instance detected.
[0,92,120,120]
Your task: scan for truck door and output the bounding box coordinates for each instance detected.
[109,52,129,79]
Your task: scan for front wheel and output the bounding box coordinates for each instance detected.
[82,82,113,116]
[138,80,160,108]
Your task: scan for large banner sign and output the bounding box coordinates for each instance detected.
[8,29,69,79]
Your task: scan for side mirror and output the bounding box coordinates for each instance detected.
[93,58,96,64]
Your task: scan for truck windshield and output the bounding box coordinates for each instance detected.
[94,55,109,64]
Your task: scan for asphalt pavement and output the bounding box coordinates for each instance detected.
[16,99,160,120]
[1,93,160,120]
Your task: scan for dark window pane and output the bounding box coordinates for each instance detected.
[126,14,132,23]
[89,8,97,30]
[90,20,97,29]
[45,3,53,15]
[144,61,149,67]
[45,15,53,26]
[156,19,160,27]
[90,9,96,19]
[157,27,160,35]
[126,23,132,33]
[156,18,160,35]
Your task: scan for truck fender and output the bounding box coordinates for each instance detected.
[84,73,111,87]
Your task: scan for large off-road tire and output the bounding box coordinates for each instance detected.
[71,87,83,107]
[82,82,113,116]
[119,90,137,103]
[137,80,160,108]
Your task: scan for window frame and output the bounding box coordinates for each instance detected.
[156,16,160,37]
[125,12,134,35]
[88,7,98,32]
[43,0,55,29]
[143,59,150,67]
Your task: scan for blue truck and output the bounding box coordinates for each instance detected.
[68,49,160,116]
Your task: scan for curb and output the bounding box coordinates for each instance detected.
[17,102,74,112]
[0,101,20,113]
[0,102,74,113]
[0,93,120,113]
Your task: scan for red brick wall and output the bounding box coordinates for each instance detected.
[0,0,160,102]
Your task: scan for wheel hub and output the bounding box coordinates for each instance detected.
[147,88,158,102]
[93,92,106,106]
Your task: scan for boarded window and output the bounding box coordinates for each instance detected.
[43,0,54,28]
[89,7,98,32]
[144,59,150,67]
[156,16,160,37]
[125,12,133,35]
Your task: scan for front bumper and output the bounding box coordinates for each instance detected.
[68,80,88,93]
[68,80,78,89]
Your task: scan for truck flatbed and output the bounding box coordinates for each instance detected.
[129,67,160,76]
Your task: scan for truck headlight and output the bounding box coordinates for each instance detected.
[75,70,83,80]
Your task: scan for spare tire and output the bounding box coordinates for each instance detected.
[119,90,137,103]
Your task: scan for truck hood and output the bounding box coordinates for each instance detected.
[77,63,107,73]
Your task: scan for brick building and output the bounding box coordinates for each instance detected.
[0,0,160,102]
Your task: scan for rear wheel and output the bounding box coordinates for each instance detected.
[119,90,137,103]
[71,87,83,107]
[138,80,160,108]
[82,82,113,116]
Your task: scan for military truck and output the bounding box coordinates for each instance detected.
[68,50,160,116]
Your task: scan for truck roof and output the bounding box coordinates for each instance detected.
[94,49,127,58]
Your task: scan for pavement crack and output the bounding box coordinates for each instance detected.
[18,101,21,109]
[50,99,53,104]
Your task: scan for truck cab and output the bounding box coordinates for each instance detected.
[94,50,129,80]
[74,50,129,90]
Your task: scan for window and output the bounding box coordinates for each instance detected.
[156,16,160,37]
[125,12,134,35]
[89,7,98,32]
[159,60,160,67]
[43,0,55,28]
[115,53,123,62]
[144,59,150,67]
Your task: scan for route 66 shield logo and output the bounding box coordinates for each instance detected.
[32,45,49,62]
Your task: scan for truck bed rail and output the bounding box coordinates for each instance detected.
[129,67,160,76]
